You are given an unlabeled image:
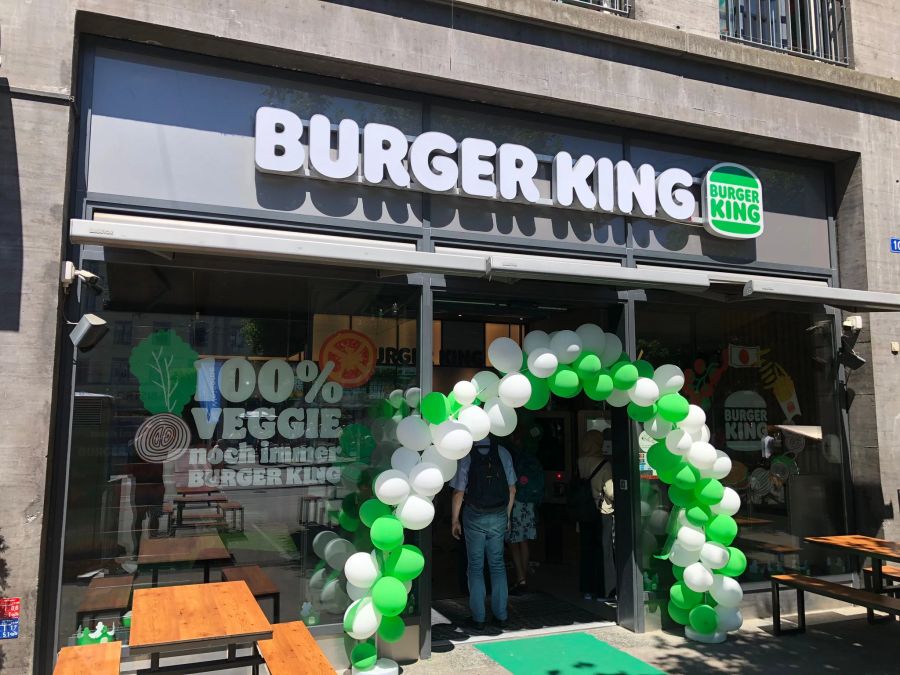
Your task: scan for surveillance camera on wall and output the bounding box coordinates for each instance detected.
[69,314,109,352]
[61,261,104,296]
[842,315,863,332]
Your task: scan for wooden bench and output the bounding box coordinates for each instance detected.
[257,622,335,674]
[771,573,900,634]
[54,641,121,675]
[222,565,280,622]
[863,564,900,593]
[75,574,134,630]
[220,500,245,531]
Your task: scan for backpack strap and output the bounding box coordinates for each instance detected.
[587,459,608,482]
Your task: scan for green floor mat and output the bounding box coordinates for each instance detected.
[476,632,664,675]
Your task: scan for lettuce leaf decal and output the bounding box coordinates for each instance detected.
[129,330,199,415]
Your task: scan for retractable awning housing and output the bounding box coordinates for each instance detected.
[742,278,900,312]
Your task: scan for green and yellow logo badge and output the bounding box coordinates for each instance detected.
[703,163,764,240]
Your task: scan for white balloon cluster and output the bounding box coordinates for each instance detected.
[310,530,356,615]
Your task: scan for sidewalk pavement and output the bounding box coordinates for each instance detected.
[403,608,900,674]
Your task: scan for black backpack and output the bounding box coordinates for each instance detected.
[567,460,607,523]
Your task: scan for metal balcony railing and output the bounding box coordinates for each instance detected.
[721,0,849,66]
[555,0,632,18]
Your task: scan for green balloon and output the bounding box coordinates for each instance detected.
[378,615,406,643]
[351,640,378,670]
[421,391,451,424]
[340,424,376,460]
[719,547,747,578]
[383,544,425,581]
[647,442,681,472]
[672,565,685,582]
[574,352,603,380]
[627,402,657,423]
[689,604,718,634]
[685,503,712,527]
[706,514,738,546]
[369,400,394,420]
[371,576,408,617]
[524,372,551,410]
[669,581,702,610]
[668,601,690,626]
[657,393,690,423]
[656,460,682,485]
[448,392,464,415]
[548,365,582,398]
[673,463,700,490]
[634,360,655,379]
[370,515,404,552]
[668,485,694,508]
[583,370,614,401]
[611,361,639,391]
[339,510,360,532]
[695,478,725,506]
[359,499,392,528]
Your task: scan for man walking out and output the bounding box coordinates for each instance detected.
[451,436,517,630]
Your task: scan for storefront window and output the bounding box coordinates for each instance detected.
[636,300,847,624]
[58,257,418,648]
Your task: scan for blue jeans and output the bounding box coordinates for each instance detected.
[463,505,508,622]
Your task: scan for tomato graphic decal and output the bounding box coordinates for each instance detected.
[319,330,377,388]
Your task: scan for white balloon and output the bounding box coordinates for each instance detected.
[390,447,421,475]
[686,441,717,471]
[313,531,338,560]
[346,582,369,602]
[711,486,741,516]
[526,347,558,378]
[706,450,733,481]
[409,462,445,497]
[683,562,715,593]
[388,389,404,409]
[396,416,431,452]
[402,580,413,593]
[715,606,743,632]
[644,415,673,440]
[607,389,631,408]
[700,542,730,570]
[374,469,411,505]
[688,425,711,443]
[309,567,328,591]
[404,387,422,409]
[666,428,693,455]
[471,371,501,401]
[487,337,523,373]
[343,597,382,641]
[523,329,551,354]
[499,372,532,408]
[669,541,701,566]
[629,378,660,407]
[484,397,517,436]
[649,509,670,534]
[710,575,743,607]
[456,405,491,441]
[434,420,474,460]
[575,323,606,354]
[652,364,685,395]
[681,404,707,430]
[395,493,435,530]
[599,333,622,367]
[549,330,582,364]
[344,551,381,589]
[324,538,356,570]
[685,627,727,643]
[321,578,351,614]
[453,380,478,406]
[422,445,458,481]
[676,524,706,551]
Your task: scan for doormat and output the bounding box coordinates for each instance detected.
[432,591,612,642]
[476,633,664,675]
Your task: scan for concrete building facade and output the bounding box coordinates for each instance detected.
[0,1,898,672]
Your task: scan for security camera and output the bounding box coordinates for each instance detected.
[842,315,863,332]
[61,262,104,295]
[69,314,109,352]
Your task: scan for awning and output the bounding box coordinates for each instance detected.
[774,425,823,441]
[743,278,900,312]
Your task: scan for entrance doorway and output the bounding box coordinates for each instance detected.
[428,277,623,643]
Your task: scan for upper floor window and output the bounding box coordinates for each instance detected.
[721,0,849,66]
[555,0,631,18]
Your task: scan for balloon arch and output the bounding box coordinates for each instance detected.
[320,325,746,673]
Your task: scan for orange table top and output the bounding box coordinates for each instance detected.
[257,622,335,675]
[735,516,773,526]
[137,533,231,566]
[54,641,121,674]
[805,535,900,562]
[129,581,272,653]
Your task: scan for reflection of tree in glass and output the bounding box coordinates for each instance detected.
[128,330,198,415]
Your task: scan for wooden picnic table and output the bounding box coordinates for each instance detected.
[137,533,231,586]
[805,534,900,622]
[176,486,221,496]
[129,581,272,673]
[173,493,227,528]
[734,516,773,527]
[54,640,121,675]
